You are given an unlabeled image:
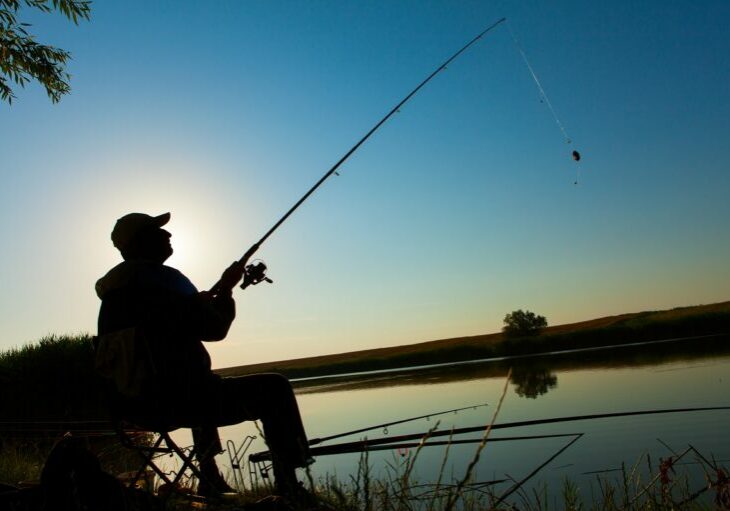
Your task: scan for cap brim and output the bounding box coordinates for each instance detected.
[154,212,171,227]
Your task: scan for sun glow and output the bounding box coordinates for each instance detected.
[166,222,198,274]
[79,148,256,289]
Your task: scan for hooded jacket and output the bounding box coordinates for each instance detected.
[95,260,235,423]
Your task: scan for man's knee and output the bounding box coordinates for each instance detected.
[222,373,295,403]
[259,372,295,398]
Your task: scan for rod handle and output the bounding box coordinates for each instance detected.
[209,242,261,294]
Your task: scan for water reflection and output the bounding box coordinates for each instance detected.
[510,364,558,399]
[293,335,730,398]
[199,336,730,505]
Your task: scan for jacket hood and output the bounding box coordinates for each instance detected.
[96,261,149,299]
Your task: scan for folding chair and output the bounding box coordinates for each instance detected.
[113,417,204,495]
[93,334,208,499]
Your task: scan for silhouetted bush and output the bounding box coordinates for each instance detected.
[503,309,548,338]
[0,335,108,426]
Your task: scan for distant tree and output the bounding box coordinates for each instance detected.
[502,309,547,338]
[0,0,91,104]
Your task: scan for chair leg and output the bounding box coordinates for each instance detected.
[160,432,206,489]
[119,430,208,499]
[129,433,173,488]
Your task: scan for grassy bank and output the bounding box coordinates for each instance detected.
[6,448,725,511]
[216,301,730,380]
[0,335,108,434]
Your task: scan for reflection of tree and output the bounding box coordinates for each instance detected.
[510,366,558,399]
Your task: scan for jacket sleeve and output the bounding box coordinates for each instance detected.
[184,292,236,341]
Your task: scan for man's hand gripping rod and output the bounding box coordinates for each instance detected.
[209,18,506,295]
[209,243,269,295]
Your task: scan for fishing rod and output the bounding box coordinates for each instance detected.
[308,402,489,446]
[316,405,730,454]
[494,433,584,506]
[249,405,730,461]
[210,17,507,294]
[252,432,582,461]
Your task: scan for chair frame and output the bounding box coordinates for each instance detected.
[115,418,206,497]
[93,334,220,500]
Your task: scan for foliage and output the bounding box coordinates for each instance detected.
[502,309,548,338]
[4,437,725,510]
[0,0,90,104]
[0,438,48,484]
[291,442,725,511]
[0,334,108,424]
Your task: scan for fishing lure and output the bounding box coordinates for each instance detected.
[507,21,583,184]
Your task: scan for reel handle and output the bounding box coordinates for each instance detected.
[240,261,273,290]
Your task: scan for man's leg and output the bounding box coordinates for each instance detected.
[216,373,311,493]
[191,426,235,495]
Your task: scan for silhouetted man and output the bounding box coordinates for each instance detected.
[95,212,311,497]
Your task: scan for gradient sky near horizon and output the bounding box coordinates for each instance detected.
[1,1,729,368]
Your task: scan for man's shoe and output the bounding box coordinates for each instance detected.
[280,482,320,509]
[197,471,237,498]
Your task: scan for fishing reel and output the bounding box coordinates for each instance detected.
[240,260,273,290]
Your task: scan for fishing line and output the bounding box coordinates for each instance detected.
[507,20,571,143]
[506,19,582,184]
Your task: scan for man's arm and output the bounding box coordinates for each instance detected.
[185,261,246,341]
[187,292,235,341]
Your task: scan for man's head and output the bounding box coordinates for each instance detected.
[111,212,173,262]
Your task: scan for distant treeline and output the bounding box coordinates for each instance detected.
[219,302,730,380]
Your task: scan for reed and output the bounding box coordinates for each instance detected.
[295,450,723,511]
[2,423,725,510]
[0,438,49,485]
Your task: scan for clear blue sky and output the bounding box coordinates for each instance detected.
[2,1,729,367]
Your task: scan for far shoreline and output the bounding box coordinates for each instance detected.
[289,333,729,385]
[215,300,730,381]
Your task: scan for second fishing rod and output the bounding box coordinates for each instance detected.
[209,17,506,295]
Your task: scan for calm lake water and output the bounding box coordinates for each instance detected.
[176,338,730,502]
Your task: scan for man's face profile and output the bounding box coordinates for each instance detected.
[125,226,173,263]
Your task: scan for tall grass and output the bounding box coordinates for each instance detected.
[0,439,49,484]
[0,334,114,485]
[4,435,724,511]
[0,435,149,488]
[0,334,108,424]
[297,447,727,511]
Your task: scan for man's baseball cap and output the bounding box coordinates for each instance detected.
[111,212,170,251]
